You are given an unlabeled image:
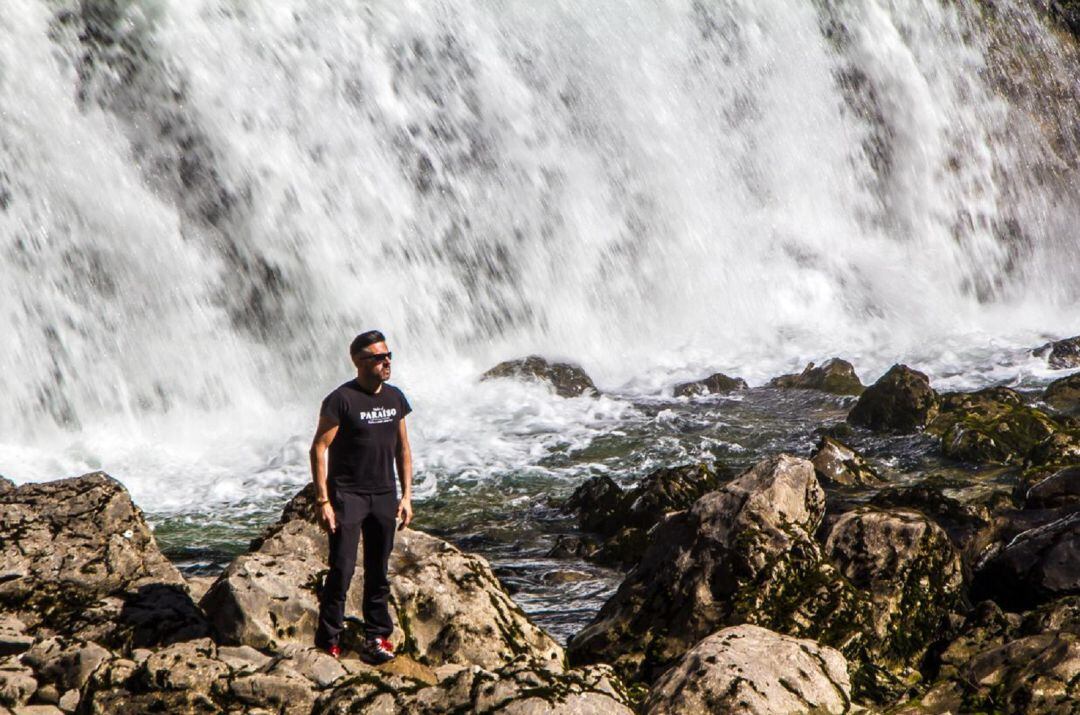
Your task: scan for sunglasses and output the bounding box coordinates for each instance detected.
[358,352,392,362]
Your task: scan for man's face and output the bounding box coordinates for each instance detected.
[352,341,392,382]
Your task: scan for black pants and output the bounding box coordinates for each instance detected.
[315,490,397,646]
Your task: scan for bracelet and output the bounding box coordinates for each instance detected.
[316,497,330,505]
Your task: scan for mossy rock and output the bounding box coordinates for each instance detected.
[1033,334,1080,369]
[1043,373,1080,415]
[768,358,865,396]
[848,364,939,433]
[928,388,1079,467]
[481,356,597,397]
[673,372,747,397]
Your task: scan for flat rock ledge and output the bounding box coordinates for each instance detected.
[0,475,631,714]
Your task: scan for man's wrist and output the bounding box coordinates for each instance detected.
[316,496,330,505]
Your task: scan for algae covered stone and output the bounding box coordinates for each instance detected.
[1043,372,1080,415]
[482,355,598,397]
[847,364,939,433]
[768,358,864,396]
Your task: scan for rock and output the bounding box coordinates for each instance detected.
[202,484,563,670]
[811,436,882,486]
[376,654,438,685]
[824,508,964,668]
[1043,373,1080,415]
[562,464,725,568]
[918,632,1080,713]
[1034,335,1080,369]
[673,372,747,397]
[847,364,940,433]
[768,358,864,396]
[933,601,1021,681]
[0,476,13,495]
[481,356,598,398]
[183,575,217,603]
[228,668,316,715]
[314,658,633,714]
[140,638,227,693]
[926,388,1071,466]
[643,625,853,715]
[215,645,272,675]
[1021,595,1080,636]
[0,656,37,708]
[21,638,112,693]
[58,688,79,712]
[568,455,866,683]
[0,616,32,657]
[276,645,349,687]
[1025,465,1080,508]
[0,473,207,648]
[545,535,599,560]
[973,511,1080,609]
[564,476,624,535]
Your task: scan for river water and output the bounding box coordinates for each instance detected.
[2,0,1080,641]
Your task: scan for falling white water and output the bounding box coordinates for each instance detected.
[1,0,1079,510]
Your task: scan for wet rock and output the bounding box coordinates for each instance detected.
[1024,465,1080,508]
[545,535,599,560]
[927,388,1072,466]
[811,436,882,486]
[848,364,940,433]
[314,658,633,714]
[0,473,207,648]
[825,508,964,669]
[567,455,867,682]
[481,356,598,398]
[1021,595,1080,636]
[202,484,563,670]
[1034,335,1080,369]
[768,358,864,396]
[643,625,853,715]
[973,511,1080,609]
[673,372,747,397]
[564,476,624,535]
[1043,372,1080,415]
[561,464,724,568]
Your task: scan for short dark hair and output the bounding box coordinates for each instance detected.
[350,330,386,356]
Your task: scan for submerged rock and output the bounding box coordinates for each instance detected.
[644,625,853,715]
[973,511,1080,610]
[1034,335,1080,369]
[672,372,747,397]
[810,436,882,486]
[847,364,939,433]
[1043,372,1080,415]
[481,356,597,397]
[202,484,563,670]
[0,473,208,649]
[768,358,864,396]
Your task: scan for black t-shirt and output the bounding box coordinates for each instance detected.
[320,380,412,494]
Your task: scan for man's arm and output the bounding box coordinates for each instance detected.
[310,415,339,533]
[395,418,414,528]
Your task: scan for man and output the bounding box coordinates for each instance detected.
[310,330,414,662]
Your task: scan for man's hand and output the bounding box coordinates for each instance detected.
[396,497,413,531]
[317,501,337,533]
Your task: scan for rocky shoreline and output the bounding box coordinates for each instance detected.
[2,338,1079,713]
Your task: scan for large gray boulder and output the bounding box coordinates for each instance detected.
[848,364,939,433]
[568,455,868,683]
[201,485,564,670]
[313,658,633,714]
[768,358,864,396]
[0,473,207,649]
[481,356,598,398]
[644,625,853,715]
[825,508,964,668]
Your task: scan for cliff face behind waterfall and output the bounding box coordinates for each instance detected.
[1,0,1079,472]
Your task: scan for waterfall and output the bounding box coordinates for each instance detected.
[2,0,1079,500]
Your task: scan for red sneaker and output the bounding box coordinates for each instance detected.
[326,644,342,659]
[358,637,395,664]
